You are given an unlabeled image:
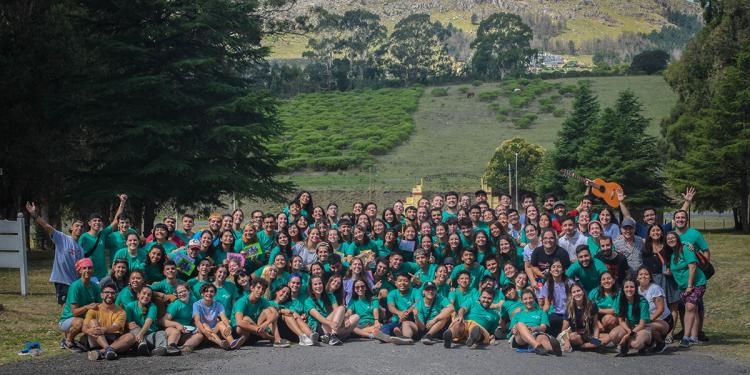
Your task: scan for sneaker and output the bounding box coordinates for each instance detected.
[298,335,312,346]
[390,336,413,345]
[373,331,391,344]
[675,330,684,341]
[616,344,628,357]
[466,326,481,348]
[152,346,167,356]
[689,336,703,345]
[679,338,691,348]
[442,330,453,349]
[654,341,667,354]
[420,335,435,345]
[698,332,709,342]
[180,345,194,355]
[535,345,548,356]
[87,350,102,361]
[550,336,563,356]
[327,334,342,346]
[274,339,291,348]
[104,348,118,360]
[493,327,504,340]
[166,345,181,356]
[319,334,330,345]
[230,336,246,350]
[219,340,230,350]
[137,341,150,356]
[310,332,320,345]
[665,333,674,344]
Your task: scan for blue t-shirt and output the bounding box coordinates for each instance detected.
[192,299,225,329]
[50,230,84,285]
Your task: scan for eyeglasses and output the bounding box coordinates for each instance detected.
[354,285,366,290]
[102,291,115,295]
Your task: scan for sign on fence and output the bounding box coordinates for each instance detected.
[0,213,29,296]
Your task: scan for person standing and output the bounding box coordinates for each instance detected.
[26,202,84,306]
[78,194,128,280]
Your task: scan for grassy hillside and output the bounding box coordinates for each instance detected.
[285,75,677,191]
[269,0,700,59]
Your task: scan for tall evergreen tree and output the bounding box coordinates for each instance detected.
[69,0,293,231]
[577,91,668,208]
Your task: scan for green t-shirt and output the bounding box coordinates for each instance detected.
[79,226,115,279]
[143,240,177,255]
[678,228,709,252]
[231,295,271,326]
[151,279,180,295]
[144,263,165,284]
[565,258,607,292]
[614,295,651,326]
[510,306,550,329]
[189,279,209,301]
[476,247,497,266]
[113,247,147,271]
[462,299,500,332]
[588,288,617,310]
[280,296,306,315]
[106,229,137,263]
[174,230,192,245]
[348,297,379,327]
[124,300,158,334]
[414,264,437,284]
[414,295,449,323]
[165,298,195,326]
[257,230,277,253]
[500,299,523,321]
[587,236,601,256]
[670,247,707,290]
[215,282,239,313]
[114,287,137,308]
[450,263,487,290]
[341,241,377,257]
[59,279,102,322]
[391,262,419,278]
[448,287,477,312]
[304,293,337,330]
[386,288,419,322]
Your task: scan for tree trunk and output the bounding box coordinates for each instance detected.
[740,171,749,233]
[143,200,157,237]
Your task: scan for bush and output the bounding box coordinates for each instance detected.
[496,115,508,123]
[553,108,566,117]
[558,84,577,95]
[458,86,470,94]
[513,113,537,129]
[472,80,482,87]
[478,90,501,102]
[431,88,449,97]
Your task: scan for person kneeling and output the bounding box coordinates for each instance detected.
[509,288,562,356]
[443,287,500,349]
[232,279,289,348]
[84,283,131,360]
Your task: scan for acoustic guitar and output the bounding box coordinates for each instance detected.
[559,169,622,208]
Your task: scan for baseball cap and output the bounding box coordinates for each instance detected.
[188,239,201,249]
[423,281,437,290]
[622,218,636,228]
[443,257,455,265]
[553,200,566,208]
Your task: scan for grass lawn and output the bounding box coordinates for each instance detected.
[286,75,677,191]
[0,232,748,366]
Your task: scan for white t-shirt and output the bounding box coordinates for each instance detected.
[50,230,84,285]
[639,283,671,321]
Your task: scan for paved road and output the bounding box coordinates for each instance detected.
[1,339,748,375]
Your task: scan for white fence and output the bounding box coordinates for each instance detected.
[0,213,29,296]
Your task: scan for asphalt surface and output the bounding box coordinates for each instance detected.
[1,339,748,375]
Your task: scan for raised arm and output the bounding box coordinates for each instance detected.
[616,189,632,220]
[25,202,54,237]
[680,187,696,212]
[109,194,128,229]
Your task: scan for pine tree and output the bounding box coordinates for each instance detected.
[577,91,668,208]
[552,81,599,172]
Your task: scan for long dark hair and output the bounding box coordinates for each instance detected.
[294,191,314,214]
[597,271,618,298]
[275,230,293,259]
[643,224,666,257]
[351,278,374,302]
[145,243,166,269]
[545,259,569,303]
[353,224,371,246]
[665,231,684,263]
[308,275,333,312]
[617,278,644,326]
[495,234,518,267]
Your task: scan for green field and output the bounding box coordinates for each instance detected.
[286,75,677,191]
[1,232,747,366]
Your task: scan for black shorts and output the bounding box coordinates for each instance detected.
[663,314,675,332]
[55,283,69,305]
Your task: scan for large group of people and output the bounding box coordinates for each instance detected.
[27,183,712,361]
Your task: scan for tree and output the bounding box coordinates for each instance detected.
[576,91,668,208]
[663,0,750,231]
[68,0,293,231]
[483,137,545,196]
[629,50,670,74]
[470,13,536,79]
[381,14,456,83]
[337,10,387,82]
[552,81,599,172]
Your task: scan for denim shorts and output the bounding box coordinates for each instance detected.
[58,317,76,332]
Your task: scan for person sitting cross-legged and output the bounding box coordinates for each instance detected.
[443,287,500,349]
[83,283,132,361]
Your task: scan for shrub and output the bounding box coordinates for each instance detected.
[478,90,501,102]
[553,108,566,117]
[513,113,537,129]
[558,84,577,95]
[472,80,482,87]
[458,86,470,94]
[431,88,449,97]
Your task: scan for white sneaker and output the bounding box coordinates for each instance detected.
[299,335,313,346]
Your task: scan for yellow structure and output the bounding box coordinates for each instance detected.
[404,177,499,208]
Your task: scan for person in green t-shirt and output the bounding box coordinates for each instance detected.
[162,283,202,354]
[78,194,128,280]
[589,271,619,333]
[348,279,391,343]
[123,286,168,356]
[113,232,147,271]
[413,282,453,344]
[449,248,486,290]
[667,231,707,347]
[565,245,607,292]
[448,271,476,311]
[233,279,288,348]
[143,243,166,284]
[609,278,652,357]
[272,284,315,346]
[305,276,359,346]
[59,258,102,350]
[385,273,419,345]
[106,215,137,265]
[443,287,500,349]
[174,214,195,245]
[508,288,561,356]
